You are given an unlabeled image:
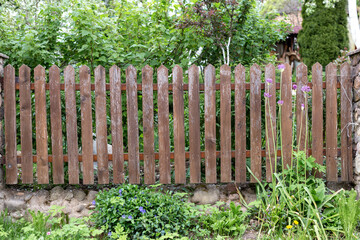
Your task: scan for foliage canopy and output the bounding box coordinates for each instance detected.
[298,0,348,67]
[0,0,290,70]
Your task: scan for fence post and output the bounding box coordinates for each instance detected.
[348,49,360,192]
[0,53,9,189]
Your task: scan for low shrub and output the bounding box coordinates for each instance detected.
[91,184,199,239]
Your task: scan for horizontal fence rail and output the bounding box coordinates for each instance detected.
[3,62,353,185]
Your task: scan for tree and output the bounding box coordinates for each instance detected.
[298,0,348,67]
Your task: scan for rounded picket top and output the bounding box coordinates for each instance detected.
[95,65,105,72]
[265,62,274,69]
[220,64,231,77]
[65,65,74,72]
[296,62,307,73]
[325,62,336,72]
[312,62,322,72]
[142,64,153,73]
[234,63,245,73]
[126,64,136,72]
[204,64,215,73]
[34,64,45,72]
[4,64,14,71]
[157,64,168,76]
[110,65,119,71]
[79,65,90,74]
[173,64,183,76]
[189,64,198,72]
[49,64,59,71]
[340,61,350,71]
[19,64,30,71]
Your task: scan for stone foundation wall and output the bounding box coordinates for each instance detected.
[349,49,360,191]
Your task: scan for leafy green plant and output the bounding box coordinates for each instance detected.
[199,202,249,238]
[338,190,360,240]
[91,184,199,239]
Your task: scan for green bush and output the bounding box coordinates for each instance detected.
[298,0,348,67]
[199,202,249,238]
[91,184,199,239]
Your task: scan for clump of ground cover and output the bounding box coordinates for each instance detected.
[91,184,202,239]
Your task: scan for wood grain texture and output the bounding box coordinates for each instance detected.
[157,65,171,184]
[173,65,186,184]
[49,65,64,184]
[126,65,140,184]
[4,65,17,184]
[281,63,293,170]
[64,65,79,184]
[142,65,155,184]
[204,64,217,183]
[312,63,323,177]
[110,65,124,184]
[34,65,49,184]
[80,66,93,184]
[235,64,246,183]
[340,63,352,181]
[296,63,308,152]
[250,64,262,182]
[95,66,109,184]
[19,65,33,183]
[220,65,232,182]
[264,64,276,182]
[188,65,201,183]
[326,63,338,182]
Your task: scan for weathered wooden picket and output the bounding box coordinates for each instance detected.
[2,62,353,185]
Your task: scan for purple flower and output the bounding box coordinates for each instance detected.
[119,189,122,196]
[277,100,284,105]
[139,206,146,214]
[92,200,96,205]
[266,78,273,84]
[292,84,297,90]
[264,93,272,98]
[301,85,311,93]
[301,103,305,110]
[128,215,133,219]
[278,64,285,70]
[108,232,112,237]
[134,197,137,199]
[122,215,126,218]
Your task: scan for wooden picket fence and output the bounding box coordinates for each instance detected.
[2,62,353,185]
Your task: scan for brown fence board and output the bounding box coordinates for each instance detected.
[126,65,140,184]
[95,66,109,184]
[281,63,293,170]
[235,64,247,183]
[19,65,33,184]
[14,81,340,92]
[204,64,217,183]
[340,63,352,181]
[157,65,171,184]
[142,65,155,184]
[188,65,201,183]
[250,64,262,182]
[12,148,340,164]
[110,65,124,184]
[326,63,338,182]
[4,65,17,184]
[264,64,276,182]
[49,65,64,184]
[312,63,323,174]
[296,63,308,152]
[173,65,186,184]
[64,65,79,184]
[34,65,49,184]
[80,66,94,184]
[220,65,232,182]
